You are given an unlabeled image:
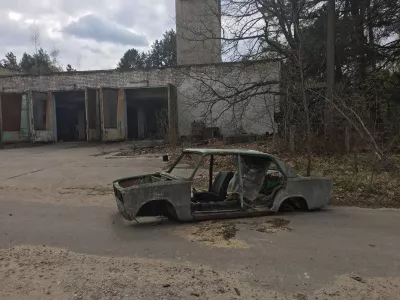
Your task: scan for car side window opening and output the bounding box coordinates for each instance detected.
[228,156,271,202]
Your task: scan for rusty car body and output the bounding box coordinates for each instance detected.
[113,149,332,222]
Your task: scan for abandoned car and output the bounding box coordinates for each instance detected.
[113,149,332,221]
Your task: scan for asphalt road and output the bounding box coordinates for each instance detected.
[1,198,400,294]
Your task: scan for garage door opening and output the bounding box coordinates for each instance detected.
[54,91,87,141]
[0,93,29,143]
[125,87,168,140]
[1,93,22,132]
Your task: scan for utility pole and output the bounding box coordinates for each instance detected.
[325,0,335,130]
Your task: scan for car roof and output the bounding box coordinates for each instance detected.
[183,148,274,158]
[182,148,298,178]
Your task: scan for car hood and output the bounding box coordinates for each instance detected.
[113,172,185,190]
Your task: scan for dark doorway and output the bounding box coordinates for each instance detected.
[127,106,138,140]
[125,87,168,140]
[54,91,87,141]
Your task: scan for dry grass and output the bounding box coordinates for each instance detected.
[252,217,292,234]
[174,217,294,248]
[292,154,400,208]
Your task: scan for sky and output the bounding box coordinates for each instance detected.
[0,0,176,70]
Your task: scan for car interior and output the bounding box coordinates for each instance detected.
[193,171,234,202]
[191,154,285,212]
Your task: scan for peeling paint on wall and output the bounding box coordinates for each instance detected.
[31,92,54,142]
[100,88,126,142]
[3,131,20,142]
[20,94,30,140]
[85,88,99,141]
[33,130,53,142]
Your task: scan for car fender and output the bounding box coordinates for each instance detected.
[270,188,308,212]
[271,178,332,211]
[135,198,175,216]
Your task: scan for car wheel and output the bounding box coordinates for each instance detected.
[165,204,179,221]
[279,201,295,212]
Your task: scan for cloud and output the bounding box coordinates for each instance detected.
[81,45,106,55]
[62,14,148,46]
[0,1,175,70]
[0,15,31,47]
[109,0,175,40]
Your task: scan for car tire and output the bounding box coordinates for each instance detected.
[165,204,179,222]
[279,201,295,212]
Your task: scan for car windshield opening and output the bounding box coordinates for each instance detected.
[167,153,203,179]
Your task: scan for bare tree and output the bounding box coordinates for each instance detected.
[177,61,281,137]
[176,0,400,178]
[29,23,41,74]
[49,46,62,71]
[177,0,319,173]
[76,53,82,71]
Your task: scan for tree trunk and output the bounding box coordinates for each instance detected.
[326,0,335,130]
[367,0,376,70]
[298,54,312,176]
[350,0,367,83]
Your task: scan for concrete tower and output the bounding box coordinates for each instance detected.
[176,0,222,65]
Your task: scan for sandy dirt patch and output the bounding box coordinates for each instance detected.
[310,275,400,300]
[0,245,280,300]
[1,246,399,300]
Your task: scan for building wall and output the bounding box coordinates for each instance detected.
[0,61,280,139]
[176,0,222,65]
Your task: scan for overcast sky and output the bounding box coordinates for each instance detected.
[0,0,175,70]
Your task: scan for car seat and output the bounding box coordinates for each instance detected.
[194,171,234,202]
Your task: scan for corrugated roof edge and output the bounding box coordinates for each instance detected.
[0,59,281,79]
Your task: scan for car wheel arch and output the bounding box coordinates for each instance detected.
[271,191,309,212]
[136,199,178,220]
